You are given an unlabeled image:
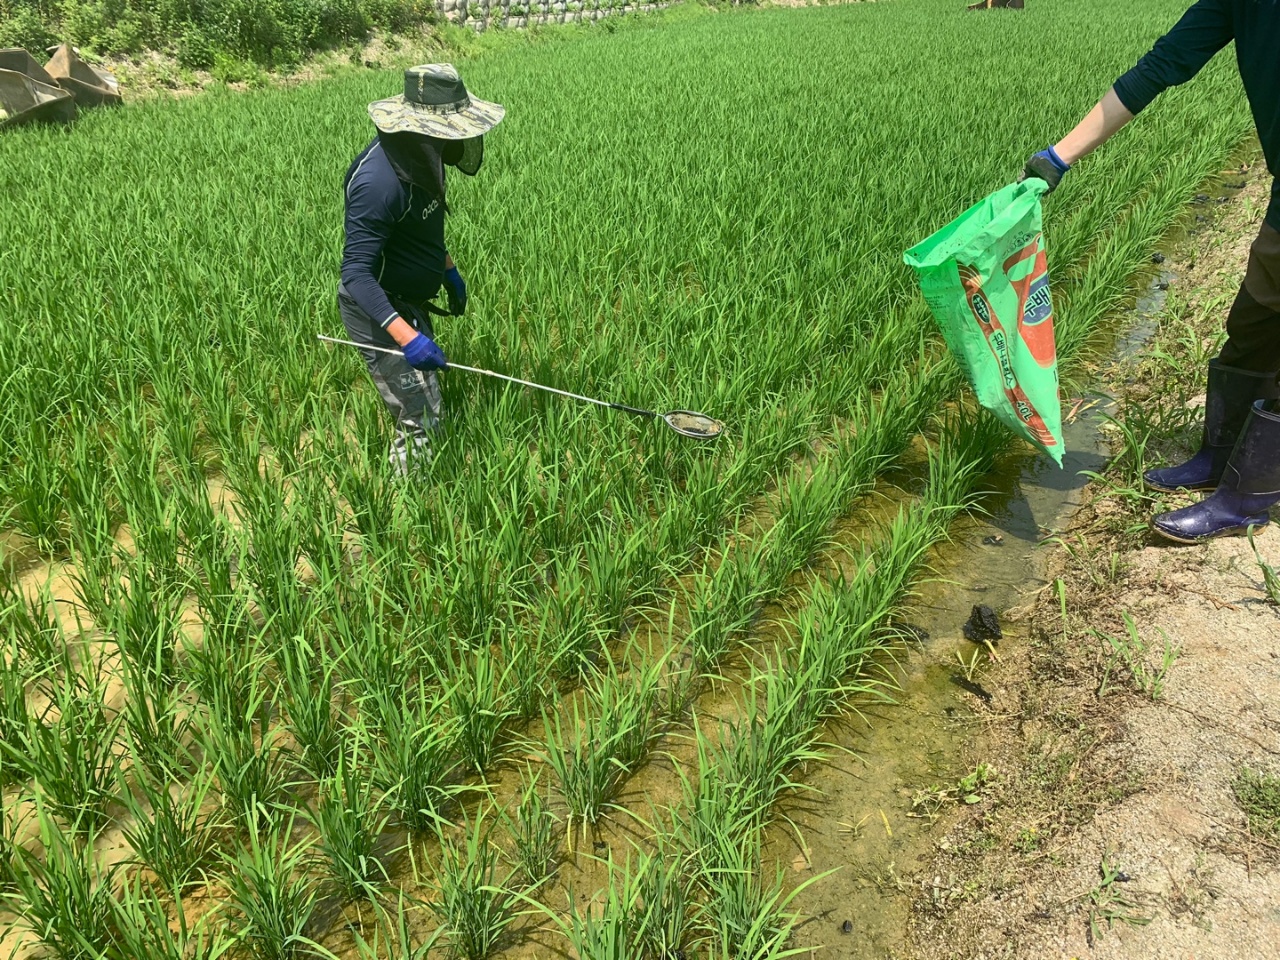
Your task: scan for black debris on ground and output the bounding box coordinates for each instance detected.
[891,620,930,643]
[1151,252,1166,264]
[982,534,1004,546]
[962,604,1002,642]
[950,674,994,704]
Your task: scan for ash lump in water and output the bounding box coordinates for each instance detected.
[890,620,930,643]
[962,604,1002,642]
[950,674,994,704]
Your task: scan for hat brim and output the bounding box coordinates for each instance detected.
[368,94,505,139]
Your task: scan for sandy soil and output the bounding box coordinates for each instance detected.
[908,161,1280,959]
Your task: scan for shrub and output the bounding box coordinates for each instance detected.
[0,0,435,66]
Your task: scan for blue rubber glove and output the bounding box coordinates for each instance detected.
[444,264,467,315]
[1022,145,1071,195]
[402,332,447,371]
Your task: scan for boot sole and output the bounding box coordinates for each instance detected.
[1149,518,1269,545]
[1143,478,1219,494]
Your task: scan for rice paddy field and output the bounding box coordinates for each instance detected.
[0,1,1258,957]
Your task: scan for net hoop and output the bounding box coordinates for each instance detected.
[662,410,724,440]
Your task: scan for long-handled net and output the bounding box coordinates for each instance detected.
[317,335,724,440]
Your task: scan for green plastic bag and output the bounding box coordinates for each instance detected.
[904,180,1063,465]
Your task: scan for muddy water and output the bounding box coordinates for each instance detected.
[773,270,1175,957]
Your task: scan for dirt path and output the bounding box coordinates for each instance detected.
[907,159,1280,960]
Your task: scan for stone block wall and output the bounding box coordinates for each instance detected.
[437,0,669,32]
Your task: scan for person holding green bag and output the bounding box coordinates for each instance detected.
[1024,0,1278,543]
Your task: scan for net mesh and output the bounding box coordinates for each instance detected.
[663,411,724,439]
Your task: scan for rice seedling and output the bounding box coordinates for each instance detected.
[0,784,19,893]
[0,800,118,960]
[110,877,237,960]
[503,770,560,887]
[1,575,66,673]
[498,623,550,722]
[0,414,71,556]
[535,857,645,960]
[631,843,698,960]
[684,542,772,676]
[220,816,336,960]
[120,764,222,893]
[276,632,346,782]
[3,664,122,833]
[0,639,34,788]
[350,893,438,960]
[539,653,663,835]
[428,807,523,960]
[104,551,184,696]
[700,842,810,960]
[441,643,518,775]
[308,734,394,904]
[194,661,291,834]
[365,677,461,835]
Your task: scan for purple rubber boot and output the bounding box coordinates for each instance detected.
[1151,401,1280,544]
[1144,360,1279,493]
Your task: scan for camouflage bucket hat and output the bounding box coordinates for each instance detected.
[368,64,504,140]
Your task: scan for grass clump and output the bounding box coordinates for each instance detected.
[1233,766,1280,841]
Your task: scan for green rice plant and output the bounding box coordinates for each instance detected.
[109,877,236,960]
[440,644,518,775]
[659,656,699,723]
[221,816,336,960]
[183,601,260,724]
[0,413,70,556]
[365,677,461,835]
[118,655,192,784]
[104,551,184,697]
[683,542,770,676]
[535,566,613,681]
[120,764,222,893]
[535,856,644,960]
[631,843,698,960]
[502,770,560,886]
[699,833,827,960]
[2,665,122,832]
[308,734,394,904]
[428,807,523,960]
[0,575,66,673]
[276,632,345,782]
[0,782,19,892]
[194,662,291,834]
[498,623,550,722]
[62,418,119,569]
[539,653,663,835]
[0,638,34,788]
[0,800,117,960]
[350,893,438,960]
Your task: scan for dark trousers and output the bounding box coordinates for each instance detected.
[1217,223,1280,377]
[336,284,442,470]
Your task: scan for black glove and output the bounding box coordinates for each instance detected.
[1022,146,1071,195]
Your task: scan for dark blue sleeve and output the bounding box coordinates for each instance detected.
[340,169,404,327]
[1113,0,1234,115]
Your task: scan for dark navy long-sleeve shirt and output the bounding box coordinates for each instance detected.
[340,139,448,327]
[1113,0,1278,229]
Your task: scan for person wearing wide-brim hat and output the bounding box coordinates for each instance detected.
[337,63,504,474]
